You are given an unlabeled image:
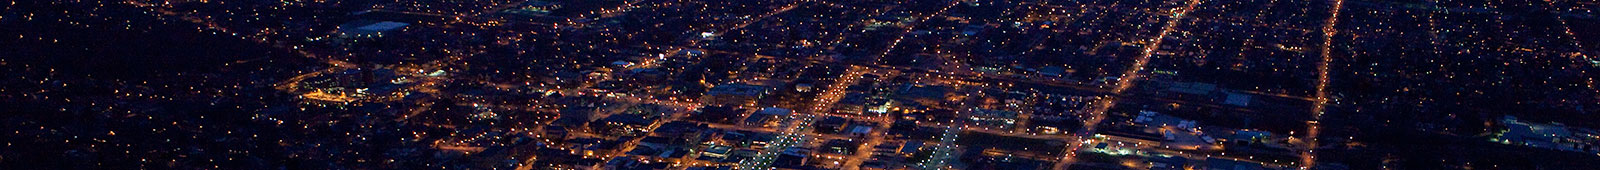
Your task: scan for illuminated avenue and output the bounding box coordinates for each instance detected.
[3,0,1599,169]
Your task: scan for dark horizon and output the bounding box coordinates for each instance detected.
[3,0,1598,169]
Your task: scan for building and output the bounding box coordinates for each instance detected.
[338,20,409,38]
[744,107,792,128]
[1495,116,1600,154]
[702,83,768,107]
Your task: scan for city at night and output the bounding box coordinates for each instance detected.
[2,0,1598,169]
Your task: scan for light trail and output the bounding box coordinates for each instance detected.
[918,126,961,170]
[1540,0,1598,102]
[722,1,807,38]
[1303,0,1344,168]
[741,65,870,169]
[1053,0,1203,168]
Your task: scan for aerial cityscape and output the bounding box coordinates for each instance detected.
[2,0,1597,169]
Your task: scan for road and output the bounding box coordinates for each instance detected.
[1302,0,1345,168]
[1052,0,1203,168]
[743,65,872,169]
